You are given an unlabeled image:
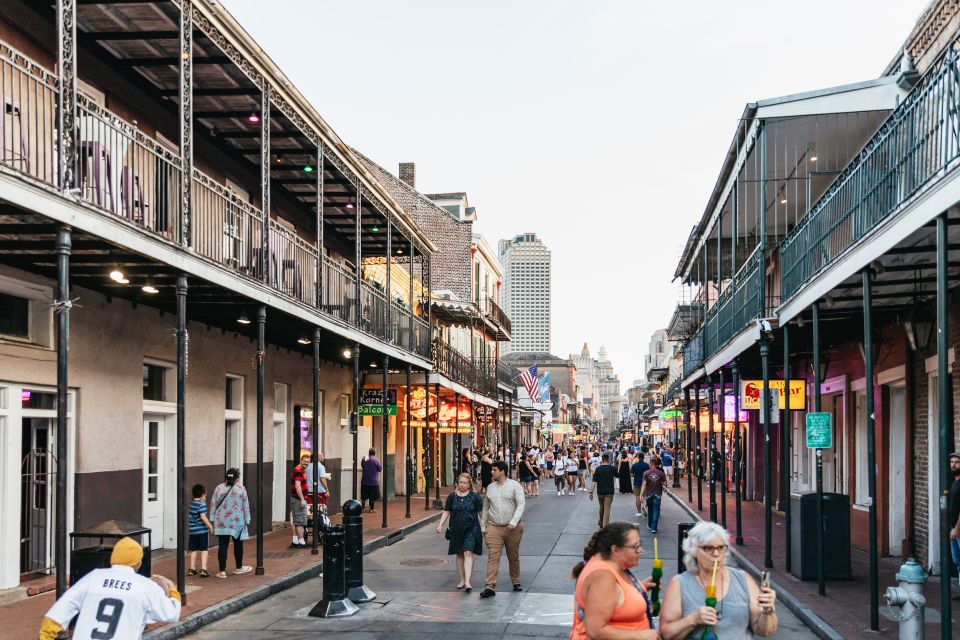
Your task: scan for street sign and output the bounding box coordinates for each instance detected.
[359,404,397,416]
[806,412,832,449]
[359,388,397,416]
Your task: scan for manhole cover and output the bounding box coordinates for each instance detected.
[398,558,446,567]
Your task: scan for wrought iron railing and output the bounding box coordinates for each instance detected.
[482,295,511,335]
[193,169,264,279]
[682,327,704,379]
[412,317,431,360]
[360,281,389,342]
[0,42,58,188]
[433,339,476,389]
[781,46,960,302]
[268,221,317,307]
[473,356,499,398]
[703,246,763,357]
[320,257,355,326]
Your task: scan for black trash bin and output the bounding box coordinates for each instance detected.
[677,522,696,573]
[789,492,851,581]
[70,520,152,585]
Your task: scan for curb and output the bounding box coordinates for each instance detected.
[145,510,444,640]
[666,490,844,640]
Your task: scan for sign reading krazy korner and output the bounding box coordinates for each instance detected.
[740,379,805,410]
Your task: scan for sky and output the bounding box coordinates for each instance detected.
[220,0,928,392]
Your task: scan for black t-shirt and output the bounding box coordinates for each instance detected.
[950,477,960,528]
[593,464,617,495]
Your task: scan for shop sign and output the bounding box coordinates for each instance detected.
[475,404,495,424]
[660,409,683,419]
[359,404,397,416]
[437,426,473,435]
[740,380,805,410]
[805,412,832,449]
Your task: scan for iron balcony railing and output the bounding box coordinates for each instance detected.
[482,295,512,335]
[0,40,431,361]
[703,245,763,358]
[432,339,477,390]
[781,46,960,302]
[682,327,704,380]
[473,356,499,398]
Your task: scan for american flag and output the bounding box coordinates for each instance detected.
[519,364,539,403]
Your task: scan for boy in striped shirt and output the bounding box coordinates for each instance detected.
[188,484,214,577]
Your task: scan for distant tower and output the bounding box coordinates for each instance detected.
[499,233,551,353]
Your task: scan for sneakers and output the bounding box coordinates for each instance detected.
[234,566,253,575]
[635,512,643,517]
[199,569,210,578]
[557,490,562,496]
[187,568,198,577]
[513,584,523,592]
[479,588,496,598]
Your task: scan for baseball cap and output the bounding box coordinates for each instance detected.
[950,452,960,460]
[110,536,144,568]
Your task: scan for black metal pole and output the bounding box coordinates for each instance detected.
[760,330,772,569]
[435,382,442,502]
[862,269,879,631]
[256,305,265,575]
[782,323,791,574]
[353,343,360,501]
[708,375,717,522]
[382,354,389,529]
[685,387,693,501]
[813,301,825,596]
[937,212,952,639]
[55,227,70,598]
[406,364,412,518]
[311,327,320,556]
[425,370,431,510]
[733,360,743,545]
[175,275,187,600]
[695,383,702,511]
[454,392,460,479]
[719,368,726,529]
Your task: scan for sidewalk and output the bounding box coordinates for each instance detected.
[0,492,441,640]
[669,481,960,640]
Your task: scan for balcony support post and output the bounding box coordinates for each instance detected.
[386,216,392,340]
[718,368,726,529]
[57,0,77,193]
[255,305,266,575]
[382,354,389,529]
[937,211,952,640]
[353,343,360,501]
[685,387,692,502]
[355,188,362,329]
[405,364,412,519]
[424,369,431,511]
[316,143,324,308]
[54,226,71,598]
[454,392,461,478]
[311,327,321,556]
[731,184,738,276]
[782,323,792,574]
[260,82,270,285]
[175,275,188,599]
[435,383,442,504]
[813,301,825,596]
[758,121,767,314]
[862,269,879,631]
[708,375,717,523]
[178,1,193,246]
[760,328,773,569]
[409,240,414,352]
[695,383,702,511]
[733,360,744,545]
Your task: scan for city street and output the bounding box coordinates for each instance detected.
[185,483,812,639]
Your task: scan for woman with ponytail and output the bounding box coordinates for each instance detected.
[570,522,658,639]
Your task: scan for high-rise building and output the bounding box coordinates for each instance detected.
[499,233,551,353]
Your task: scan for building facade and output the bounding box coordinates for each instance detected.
[499,233,551,353]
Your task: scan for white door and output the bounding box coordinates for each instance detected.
[225,419,242,472]
[888,386,905,556]
[143,416,165,549]
[928,374,941,572]
[272,421,286,522]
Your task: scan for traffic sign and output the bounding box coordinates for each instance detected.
[806,412,832,449]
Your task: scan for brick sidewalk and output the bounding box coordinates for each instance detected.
[669,481,959,640]
[0,492,440,640]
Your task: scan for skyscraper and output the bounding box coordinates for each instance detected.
[499,233,551,353]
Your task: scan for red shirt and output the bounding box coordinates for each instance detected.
[290,465,307,499]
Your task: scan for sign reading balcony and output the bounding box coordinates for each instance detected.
[805,412,832,449]
[740,380,805,410]
[359,388,397,416]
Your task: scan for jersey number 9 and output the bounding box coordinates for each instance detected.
[91,597,124,639]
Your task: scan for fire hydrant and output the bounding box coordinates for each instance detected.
[884,557,927,640]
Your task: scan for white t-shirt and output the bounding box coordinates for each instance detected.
[589,455,601,472]
[305,461,328,494]
[565,457,579,473]
[45,564,181,639]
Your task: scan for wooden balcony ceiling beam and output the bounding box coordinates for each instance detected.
[119,56,230,67]
[159,87,259,97]
[84,30,182,40]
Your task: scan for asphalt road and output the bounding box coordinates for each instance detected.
[185,478,814,639]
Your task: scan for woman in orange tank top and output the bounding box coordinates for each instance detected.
[570,522,659,639]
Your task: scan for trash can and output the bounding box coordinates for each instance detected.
[70,520,152,585]
[789,492,851,581]
[677,522,696,573]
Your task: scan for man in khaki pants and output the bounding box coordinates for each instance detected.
[589,452,617,528]
[479,460,526,598]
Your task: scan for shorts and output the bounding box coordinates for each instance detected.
[361,484,381,503]
[664,465,674,472]
[567,471,578,477]
[577,469,587,477]
[290,497,307,526]
[188,533,209,551]
[519,475,533,483]
[632,485,644,496]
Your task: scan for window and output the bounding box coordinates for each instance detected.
[226,376,242,410]
[0,292,29,338]
[340,394,352,427]
[142,364,167,401]
[0,275,53,347]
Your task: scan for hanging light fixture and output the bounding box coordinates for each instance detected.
[247,113,260,124]
[237,313,252,325]
[109,269,125,282]
[303,164,313,173]
[342,349,352,359]
[142,285,159,294]
[345,199,354,210]
[297,335,311,345]
[371,225,380,232]
[779,189,787,205]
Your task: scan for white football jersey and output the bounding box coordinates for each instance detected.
[45,565,181,639]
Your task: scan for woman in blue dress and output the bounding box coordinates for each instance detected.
[436,472,483,593]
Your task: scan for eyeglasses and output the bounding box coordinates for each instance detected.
[621,542,642,551]
[700,544,727,554]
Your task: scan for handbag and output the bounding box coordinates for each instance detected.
[444,528,451,540]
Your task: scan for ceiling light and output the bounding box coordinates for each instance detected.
[247,113,260,124]
[303,165,313,173]
[342,349,352,359]
[117,278,130,284]
[109,269,124,282]
[396,248,403,254]
[237,313,252,325]
[809,153,818,162]
[275,153,284,164]
[345,200,354,210]
[371,226,380,232]
[142,285,159,294]
[779,192,787,205]
[297,336,311,345]
[370,361,377,368]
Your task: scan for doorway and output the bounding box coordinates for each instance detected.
[142,415,167,549]
[888,385,906,556]
[821,393,845,494]
[20,416,54,574]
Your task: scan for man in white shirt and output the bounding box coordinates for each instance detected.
[39,537,181,640]
[479,460,526,598]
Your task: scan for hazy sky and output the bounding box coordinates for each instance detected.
[220,0,927,391]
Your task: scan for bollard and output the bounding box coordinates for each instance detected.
[343,499,376,603]
[883,557,926,640]
[677,522,695,573]
[308,525,359,618]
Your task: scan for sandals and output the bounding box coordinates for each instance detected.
[234,566,253,575]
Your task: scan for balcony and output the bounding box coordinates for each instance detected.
[780,45,960,304]
[432,339,478,390]
[481,295,511,338]
[682,327,704,380]
[472,356,499,399]
[0,38,432,361]
[703,245,764,358]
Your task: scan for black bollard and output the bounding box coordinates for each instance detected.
[308,525,359,618]
[343,499,376,603]
[677,522,696,573]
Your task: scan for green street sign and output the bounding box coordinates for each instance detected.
[660,409,683,419]
[359,404,397,416]
[806,412,832,449]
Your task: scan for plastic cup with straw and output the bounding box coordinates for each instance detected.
[700,560,719,640]
[650,537,663,616]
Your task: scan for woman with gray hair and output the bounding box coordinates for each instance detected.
[659,521,777,639]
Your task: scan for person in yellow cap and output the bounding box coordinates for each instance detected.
[38,536,181,639]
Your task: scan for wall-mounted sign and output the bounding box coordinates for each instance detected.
[660,409,683,419]
[437,426,473,435]
[359,404,397,416]
[741,380,805,410]
[806,412,832,449]
[722,394,750,423]
[475,404,495,424]
[360,388,396,406]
